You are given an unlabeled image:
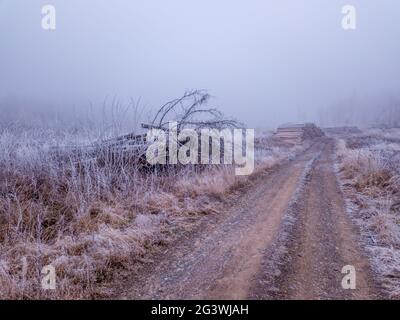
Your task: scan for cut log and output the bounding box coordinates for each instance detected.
[275,123,324,145]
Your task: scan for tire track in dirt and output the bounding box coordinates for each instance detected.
[121,138,383,300]
[250,138,384,299]
[120,141,323,299]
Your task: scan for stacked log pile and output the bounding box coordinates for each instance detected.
[275,123,325,145]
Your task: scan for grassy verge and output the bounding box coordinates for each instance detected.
[335,129,400,298]
[0,127,303,299]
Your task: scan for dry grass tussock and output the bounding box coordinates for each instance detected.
[336,131,400,298]
[0,127,300,299]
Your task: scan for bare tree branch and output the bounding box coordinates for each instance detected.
[151,90,243,131]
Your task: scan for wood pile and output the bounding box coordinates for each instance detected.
[275,123,325,145]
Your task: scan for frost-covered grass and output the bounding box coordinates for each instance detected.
[0,125,301,299]
[336,130,400,298]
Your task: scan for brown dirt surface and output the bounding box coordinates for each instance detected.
[118,138,385,300]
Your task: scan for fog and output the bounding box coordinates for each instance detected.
[1,0,400,129]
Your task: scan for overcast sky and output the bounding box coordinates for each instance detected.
[0,0,399,128]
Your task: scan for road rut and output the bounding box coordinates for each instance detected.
[121,138,383,300]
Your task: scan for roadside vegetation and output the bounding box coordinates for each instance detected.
[335,128,400,298]
[0,111,304,299]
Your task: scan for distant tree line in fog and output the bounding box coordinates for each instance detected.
[2,93,400,130]
[319,95,400,128]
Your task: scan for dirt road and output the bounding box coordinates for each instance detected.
[120,138,384,300]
